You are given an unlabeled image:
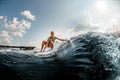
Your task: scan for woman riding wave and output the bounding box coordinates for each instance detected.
[40,31,69,52]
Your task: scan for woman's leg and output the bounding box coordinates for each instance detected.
[50,42,54,50]
[43,41,49,52]
[40,40,47,52]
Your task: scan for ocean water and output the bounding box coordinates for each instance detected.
[0,32,120,80]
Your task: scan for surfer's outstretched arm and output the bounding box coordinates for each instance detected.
[55,37,69,41]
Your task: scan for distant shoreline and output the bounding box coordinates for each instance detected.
[0,45,35,50]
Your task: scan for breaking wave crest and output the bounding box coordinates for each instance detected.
[0,32,120,80]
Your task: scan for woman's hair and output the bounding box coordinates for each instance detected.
[51,31,54,34]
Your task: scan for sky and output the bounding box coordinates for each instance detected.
[0,0,120,47]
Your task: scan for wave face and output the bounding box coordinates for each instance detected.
[0,32,120,80]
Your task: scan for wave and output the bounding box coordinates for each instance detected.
[0,32,120,80]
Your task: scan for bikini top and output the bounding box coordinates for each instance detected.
[48,37,56,42]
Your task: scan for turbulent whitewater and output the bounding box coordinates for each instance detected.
[0,32,120,80]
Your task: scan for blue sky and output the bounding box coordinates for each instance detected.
[0,0,120,46]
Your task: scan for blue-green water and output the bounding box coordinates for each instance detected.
[0,32,120,80]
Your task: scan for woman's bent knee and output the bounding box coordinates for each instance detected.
[42,40,46,43]
[42,40,48,45]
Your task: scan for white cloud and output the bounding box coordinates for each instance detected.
[66,27,88,38]
[62,11,101,38]
[21,10,36,21]
[0,10,35,45]
[5,17,19,30]
[87,0,120,33]
[0,16,4,20]
[21,20,31,29]
[5,17,31,37]
[0,30,12,45]
[55,32,69,39]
